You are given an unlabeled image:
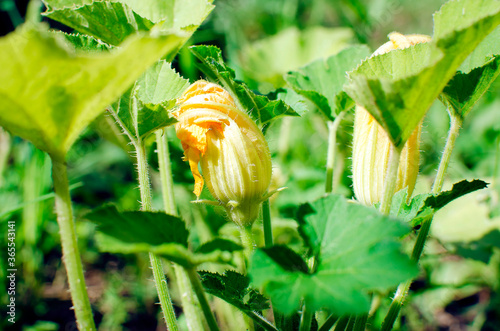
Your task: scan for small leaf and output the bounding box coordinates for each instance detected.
[199,270,269,312]
[390,180,489,227]
[250,194,418,315]
[196,238,243,254]
[442,55,500,119]
[345,0,500,148]
[190,45,299,126]
[286,45,371,120]
[108,61,188,142]
[0,24,185,161]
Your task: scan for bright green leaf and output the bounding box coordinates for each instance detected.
[286,45,371,120]
[190,45,300,126]
[199,270,269,312]
[108,60,188,142]
[239,26,354,88]
[0,24,185,161]
[250,194,418,315]
[43,0,214,46]
[345,0,500,148]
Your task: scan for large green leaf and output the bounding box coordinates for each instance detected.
[108,60,189,143]
[285,45,371,120]
[249,194,418,315]
[0,24,185,161]
[238,26,354,88]
[43,0,214,46]
[85,205,238,267]
[345,0,500,148]
[190,45,299,127]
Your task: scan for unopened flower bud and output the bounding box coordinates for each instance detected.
[352,33,430,206]
[173,81,272,226]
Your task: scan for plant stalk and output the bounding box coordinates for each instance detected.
[379,144,402,215]
[382,111,463,330]
[156,129,206,331]
[135,141,178,331]
[186,268,220,331]
[245,311,279,331]
[299,302,313,331]
[318,314,339,331]
[262,199,273,247]
[353,314,368,331]
[326,111,345,193]
[51,159,96,331]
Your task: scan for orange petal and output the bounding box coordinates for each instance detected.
[185,147,204,198]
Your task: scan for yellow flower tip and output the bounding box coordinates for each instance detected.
[352,33,430,206]
[174,80,272,226]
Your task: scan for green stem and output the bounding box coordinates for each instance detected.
[245,311,279,331]
[186,268,220,331]
[379,144,402,215]
[156,129,206,331]
[382,111,463,330]
[262,199,273,247]
[156,129,177,214]
[326,112,345,194]
[240,225,256,263]
[334,316,350,330]
[135,142,178,331]
[318,314,339,331]
[299,303,313,331]
[0,128,10,187]
[432,113,463,194]
[51,159,96,331]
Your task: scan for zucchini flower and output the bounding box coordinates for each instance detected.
[352,33,431,206]
[173,81,272,226]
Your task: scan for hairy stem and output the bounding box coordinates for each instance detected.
[262,199,273,247]
[135,141,178,331]
[51,159,96,331]
[186,268,220,331]
[326,112,345,193]
[382,111,463,330]
[156,129,206,331]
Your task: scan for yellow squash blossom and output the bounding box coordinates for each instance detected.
[352,32,431,206]
[173,81,272,226]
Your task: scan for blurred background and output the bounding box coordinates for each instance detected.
[1,0,500,330]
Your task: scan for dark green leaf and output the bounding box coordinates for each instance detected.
[190,45,299,126]
[285,45,371,120]
[454,230,500,263]
[196,238,243,254]
[199,270,269,312]
[85,204,189,247]
[250,194,418,315]
[259,246,309,274]
[442,55,500,118]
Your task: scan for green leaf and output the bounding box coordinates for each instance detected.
[286,45,371,120]
[250,194,418,315]
[390,179,489,227]
[238,26,354,88]
[108,60,188,142]
[86,204,189,246]
[454,230,500,263]
[196,238,243,254]
[199,270,269,312]
[190,45,300,126]
[0,24,185,161]
[86,205,237,267]
[55,31,114,52]
[43,0,214,46]
[345,0,500,148]
[441,55,500,118]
